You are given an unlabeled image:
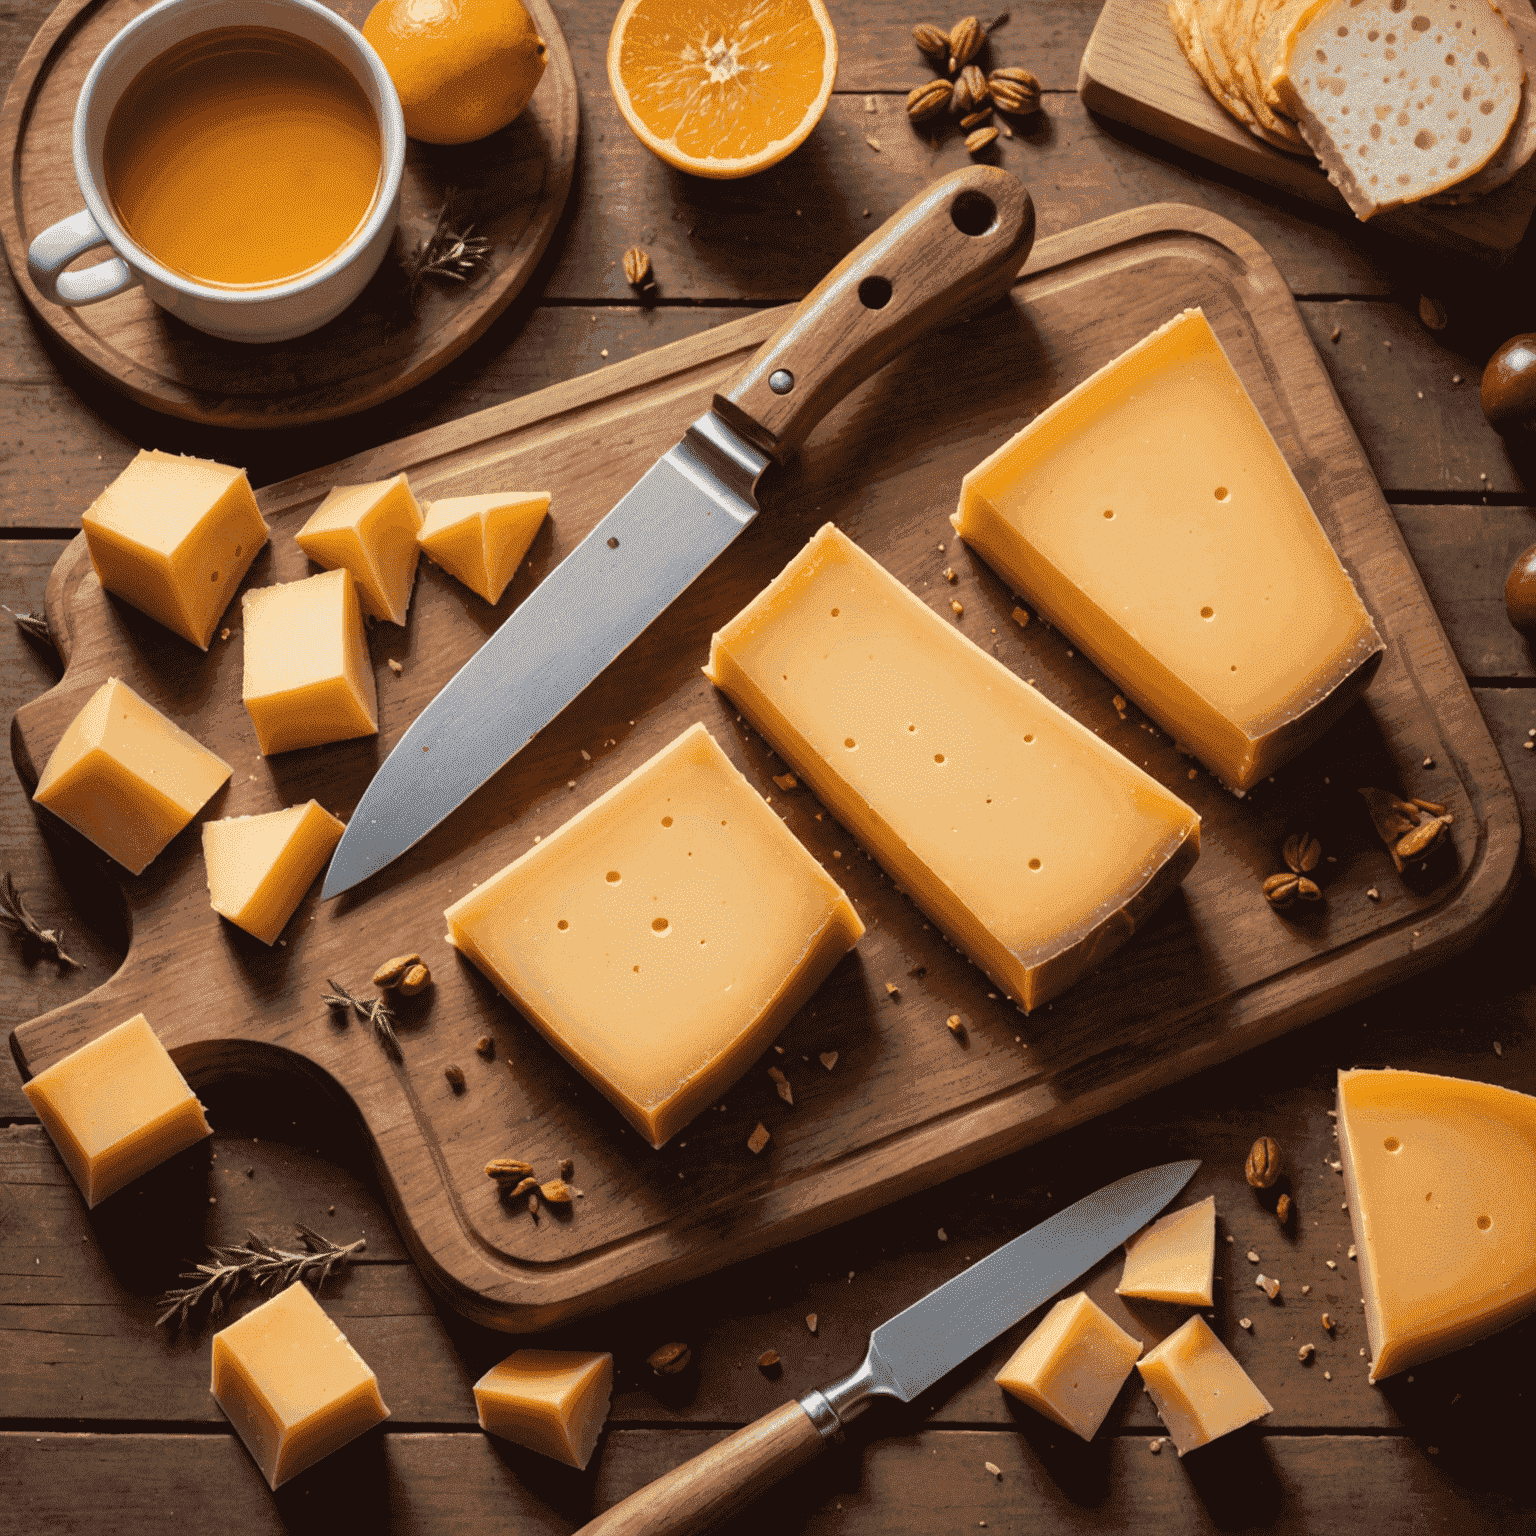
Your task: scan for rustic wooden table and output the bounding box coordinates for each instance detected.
[4,1,1536,1530]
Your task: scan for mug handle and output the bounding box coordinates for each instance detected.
[27,209,135,306]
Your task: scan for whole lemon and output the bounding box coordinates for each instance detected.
[363,0,548,145]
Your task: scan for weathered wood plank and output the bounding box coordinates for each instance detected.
[1473,688,1536,880]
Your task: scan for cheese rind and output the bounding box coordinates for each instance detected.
[418,491,551,604]
[22,1014,211,1207]
[1137,1314,1271,1454]
[704,524,1200,1013]
[202,800,346,944]
[474,1349,614,1468]
[955,309,1383,792]
[1117,1195,1216,1306]
[444,723,863,1148]
[296,473,423,625]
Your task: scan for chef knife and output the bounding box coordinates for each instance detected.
[321,165,1035,898]
[575,1159,1199,1536]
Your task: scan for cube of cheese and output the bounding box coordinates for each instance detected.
[296,473,422,625]
[241,570,378,755]
[33,676,232,874]
[474,1349,613,1468]
[994,1293,1142,1441]
[1137,1314,1271,1455]
[1117,1195,1216,1306]
[418,491,550,605]
[211,1280,390,1488]
[203,800,346,944]
[704,524,1201,1013]
[954,309,1384,791]
[81,449,269,649]
[444,723,863,1148]
[22,1014,210,1207]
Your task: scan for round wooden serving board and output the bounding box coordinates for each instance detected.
[0,0,578,428]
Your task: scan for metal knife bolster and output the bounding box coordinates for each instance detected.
[798,1348,900,1442]
[679,411,772,508]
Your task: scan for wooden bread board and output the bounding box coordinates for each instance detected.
[8,204,1520,1333]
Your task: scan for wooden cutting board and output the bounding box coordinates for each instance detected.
[8,204,1519,1333]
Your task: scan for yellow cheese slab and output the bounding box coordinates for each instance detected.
[22,1014,210,1207]
[954,309,1383,792]
[1137,1313,1271,1454]
[33,676,232,874]
[241,569,378,756]
[211,1280,390,1489]
[1117,1195,1216,1306]
[444,723,863,1149]
[994,1292,1142,1441]
[704,524,1200,1013]
[203,800,346,945]
[1338,1067,1536,1382]
[474,1349,613,1468]
[296,472,423,625]
[81,449,269,649]
[418,491,550,605]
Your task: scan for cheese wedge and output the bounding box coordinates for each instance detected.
[1137,1314,1271,1454]
[296,473,423,625]
[474,1350,613,1468]
[1117,1195,1216,1306]
[1337,1067,1536,1382]
[418,492,550,604]
[954,309,1383,792]
[203,800,346,944]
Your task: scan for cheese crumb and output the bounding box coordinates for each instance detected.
[1011,606,1029,627]
[387,658,403,675]
[984,1461,1002,1478]
[807,1313,818,1333]
[951,599,964,617]
[1239,1317,1253,1329]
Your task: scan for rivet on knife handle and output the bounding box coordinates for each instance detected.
[712,166,1035,461]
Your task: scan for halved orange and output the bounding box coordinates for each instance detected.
[608,0,838,179]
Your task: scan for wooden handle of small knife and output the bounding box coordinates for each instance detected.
[712,165,1035,462]
[573,1400,828,1536]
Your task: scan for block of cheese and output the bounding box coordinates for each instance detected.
[33,676,232,874]
[994,1293,1142,1441]
[954,309,1383,792]
[1117,1195,1216,1306]
[22,1014,210,1207]
[1337,1067,1536,1383]
[212,1280,390,1488]
[296,473,423,625]
[474,1349,613,1468]
[444,723,863,1148]
[203,800,346,944]
[418,491,550,604]
[1137,1314,1271,1454]
[242,569,378,755]
[81,449,269,649]
[704,524,1200,1013]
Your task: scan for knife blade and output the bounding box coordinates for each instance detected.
[322,165,1035,898]
[575,1159,1200,1536]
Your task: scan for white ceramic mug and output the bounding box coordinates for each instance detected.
[26,0,407,344]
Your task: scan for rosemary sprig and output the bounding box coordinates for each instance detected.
[322,978,401,1061]
[402,191,493,312]
[3,605,51,646]
[1,872,79,967]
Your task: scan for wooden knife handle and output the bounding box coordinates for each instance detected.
[713,165,1035,462]
[573,1400,827,1536]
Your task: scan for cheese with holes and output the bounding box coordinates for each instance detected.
[444,723,862,1148]
[242,569,378,755]
[33,676,232,874]
[704,524,1200,1013]
[995,1293,1142,1441]
[296,473,423,624]
[212,1280,390,1488]
[81,450,268,649]
[1137,1314,1271,1454]
[1117,1195,1216,1306]
[418,491,550,604]
[474,1350,613,1468]
[22,1014,211,1207]
[1338,1067,1536,1382]
[954,310,1382,792]
[203,800,346,944]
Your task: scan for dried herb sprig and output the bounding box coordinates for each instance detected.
[1,872,79,967]
[3,605,51,646]
[402,192,493,311]
[155,1225,366,1331]
[322,978,401,1061]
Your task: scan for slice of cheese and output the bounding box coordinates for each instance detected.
[474,1349,613,1468]
[1137,1314,1271,1454]
[203,800,346,945]
[444,723,863,1148]
[994,1293,1142,1441]
[33,676,232,874]
[417,491,550,604]
[704,524,1200,1013]
[954,309,1383,792]
[81,449,269,650]
[1337,1067,1536,1382]
[296,473,423,625]
[211,1281,390,1489]
[22,1014,211,1207]
[241,569,378,756]
[1117,1195,1216,1306]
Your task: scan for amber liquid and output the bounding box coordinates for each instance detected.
[103,26,381,289]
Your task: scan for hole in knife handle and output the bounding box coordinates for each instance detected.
[950,190,998,237]
[857,275,893,310]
